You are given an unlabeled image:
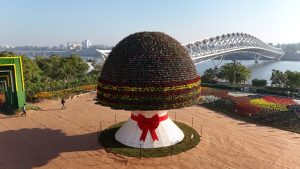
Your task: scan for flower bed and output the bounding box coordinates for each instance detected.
[202,95,220,104]
[233,98,261,116]
[200,88,300,133]
[200,88,299,116]
[33,84,96,100]
[250,99,289,111]
[262,96,297,105]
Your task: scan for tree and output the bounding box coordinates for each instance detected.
[201,67,219,83]
[270,69,287,88]
[21,56,45,99]
[62,54,89,81]
[286,70,300,94]
[1,52,97,99]
[0,51,16,57]
[35,55,63,80]
[35,54,88,82]
[218,61,251,84]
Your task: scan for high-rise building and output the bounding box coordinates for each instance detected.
[82,39,92,48]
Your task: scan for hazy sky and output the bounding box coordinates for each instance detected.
[0,0,299,46]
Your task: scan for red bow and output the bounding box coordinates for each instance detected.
[131,113,168,142]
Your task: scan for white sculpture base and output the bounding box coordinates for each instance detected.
[115,110,184,148]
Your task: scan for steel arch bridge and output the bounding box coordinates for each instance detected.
[183,32,285,64]
[96,32,285,64]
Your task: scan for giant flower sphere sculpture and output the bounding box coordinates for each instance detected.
[97,32,201,148]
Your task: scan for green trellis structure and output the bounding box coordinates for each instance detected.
[0,57,26,110]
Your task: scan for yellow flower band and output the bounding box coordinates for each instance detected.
[97,87,201,101]
[98,79,201,92]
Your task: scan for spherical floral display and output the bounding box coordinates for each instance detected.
[97,32,201,110]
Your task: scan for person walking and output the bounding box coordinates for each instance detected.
[21,104,27,116]
[61,98,66,110]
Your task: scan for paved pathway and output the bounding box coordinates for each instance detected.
[0,92,299,169]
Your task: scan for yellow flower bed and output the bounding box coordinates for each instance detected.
[34,84,96,100]
[80,85,97,91]
[34,92,53,99]
[250,99,288,111]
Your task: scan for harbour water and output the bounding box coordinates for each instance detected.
[195,60,300,84]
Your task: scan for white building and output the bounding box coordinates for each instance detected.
[82,39,92,48]
[67,42,82,50]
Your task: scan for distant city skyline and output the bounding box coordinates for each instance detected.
[0,0,300,46]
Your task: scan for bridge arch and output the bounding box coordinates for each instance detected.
[96,32,285,64]
[183,32,285,64]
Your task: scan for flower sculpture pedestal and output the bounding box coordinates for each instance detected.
[115,110,184,148]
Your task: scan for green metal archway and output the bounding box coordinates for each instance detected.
[0,57,26,110]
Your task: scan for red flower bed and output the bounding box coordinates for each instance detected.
[231,97,261,116]
[262,96,297,105]
[234,100,261,116]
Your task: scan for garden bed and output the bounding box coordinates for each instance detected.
[200,87,300,134]
[30,84,96,101]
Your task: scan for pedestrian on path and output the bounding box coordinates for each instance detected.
[61,98,66,110]
[21,104,27,116]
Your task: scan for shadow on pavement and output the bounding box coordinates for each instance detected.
[0,128,102,169]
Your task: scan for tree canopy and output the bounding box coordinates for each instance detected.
[270,69,287,88]
[201,67,219,83]
[0,52,99,99]
[218,61,251,84]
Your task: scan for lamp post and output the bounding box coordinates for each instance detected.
[233,69,236,91]
[233,60,236,91]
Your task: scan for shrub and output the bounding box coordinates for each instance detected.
[201,83,242,91]
[255,88,289,96]
[265,86,290,92]
[252,79,267,87]
[214,98,235,110]
[250,111,299,125]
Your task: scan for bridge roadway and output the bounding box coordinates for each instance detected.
[12,50,68,57]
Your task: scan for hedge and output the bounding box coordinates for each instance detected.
[252,79,267,87]
[201,83,242,91]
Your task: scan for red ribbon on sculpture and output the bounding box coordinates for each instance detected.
[131,113,168,142]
